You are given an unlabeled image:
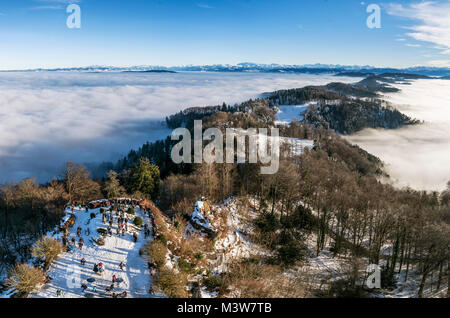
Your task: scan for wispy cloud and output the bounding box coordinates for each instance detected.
[29,0,80,10]
[387,1,450,55]
[29,5,64,10]
[405,43,422,47]
[35,0,80,3]
[197,3,214,9]
[427,59,450,67]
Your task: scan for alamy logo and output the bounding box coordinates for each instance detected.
[171,120,280,175]
[366,264,381,289]
[66,263,81,289]
[66,4,81,29]
[366,4,381,29]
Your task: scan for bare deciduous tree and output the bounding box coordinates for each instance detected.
[31,236,64,271]
[7,264,45,296]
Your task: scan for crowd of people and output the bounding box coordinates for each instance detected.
[56,199,158,298]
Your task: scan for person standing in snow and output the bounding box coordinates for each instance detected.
[81,258,86,266]
[44,274,51,283]
[119,262,125,270]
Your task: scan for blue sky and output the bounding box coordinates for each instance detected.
[0,0,449,69]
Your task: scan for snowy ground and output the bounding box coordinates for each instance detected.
[275,104,311,125]
[31,205,160,298]
[227,127,314,158]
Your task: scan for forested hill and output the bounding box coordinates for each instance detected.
[164,73,416,130]
[165,87,413,135]
[267,73,422,134]
[302,99,418,135]
[166,73,421,135]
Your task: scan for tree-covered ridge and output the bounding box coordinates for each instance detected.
[114,101,277,179]
[164,73,423,140]
[303,99,419,135]
[165,99,274,130]
[268,86,344,105]
[268,75,422,134]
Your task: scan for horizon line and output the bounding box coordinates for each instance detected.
[1,62,450,72]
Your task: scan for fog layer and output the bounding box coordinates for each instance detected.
[0,71,357,182]
[346,79,450,191]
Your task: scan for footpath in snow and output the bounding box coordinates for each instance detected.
[32,202,161,298]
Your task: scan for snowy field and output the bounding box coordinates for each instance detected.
[275,104,312,125]
[227,128,314,157]
[31,205,160,298]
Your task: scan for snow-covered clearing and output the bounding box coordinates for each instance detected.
[31,205,160,298]
[275,104,312,125]
[227,128,314,157]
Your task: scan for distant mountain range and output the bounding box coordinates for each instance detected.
[3,63,450,77]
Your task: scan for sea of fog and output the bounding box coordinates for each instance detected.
[346,79,450,192]
[0,71,359,183]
